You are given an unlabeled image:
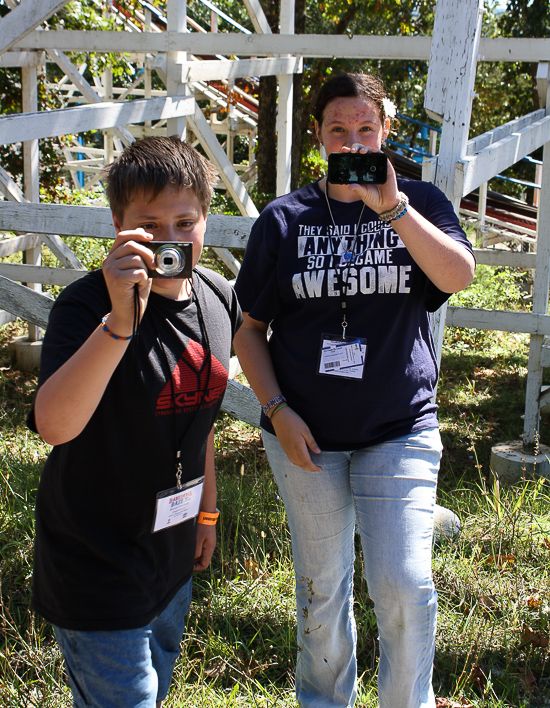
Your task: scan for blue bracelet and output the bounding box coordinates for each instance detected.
[101,314,133,341]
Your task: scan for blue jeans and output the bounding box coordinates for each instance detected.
[53,578,192,708]
[263,428,442,708]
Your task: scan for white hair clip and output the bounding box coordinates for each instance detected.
[382,97,397,119]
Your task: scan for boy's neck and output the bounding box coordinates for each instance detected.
[151,277,192,301]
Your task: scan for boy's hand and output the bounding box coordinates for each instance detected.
[102,229,156,335]
[194,523,216,571]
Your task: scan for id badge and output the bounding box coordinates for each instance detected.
[318,334,367,380]
[152,475,204,533]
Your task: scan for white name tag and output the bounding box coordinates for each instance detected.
[152,476,204,533]
[318,334,367,380]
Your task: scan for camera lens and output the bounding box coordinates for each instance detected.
[154,245,185,276]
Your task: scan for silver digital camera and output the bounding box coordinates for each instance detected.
[145,241,193,279]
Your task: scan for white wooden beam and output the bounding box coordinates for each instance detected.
[473,248,536,269]
[445,307,550,336]
[180,57,302,83]
[0,203,255,248]
[466,109,546,155]
[187,105,259,217]
[0,262,87,286]
[276,0,295,197]
[0,0,69,53]
[12,31,550,62]
[242,0,272,35]
[0,96,195,145]
[47,49,134,146]
[0,275,53,329]
[457,115,550,198]
[0,164,27,202]
[0,50,44,67]
[221,379,261,427]
[0,234,40,257]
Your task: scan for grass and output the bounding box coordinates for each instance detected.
[1,313,550,708]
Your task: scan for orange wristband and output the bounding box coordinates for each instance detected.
[198,509,219,525]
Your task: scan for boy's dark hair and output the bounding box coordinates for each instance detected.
[314,72,388,127]
[104,136,218,221]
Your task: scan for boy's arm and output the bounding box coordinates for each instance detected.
[194,428,217,571]
[33,229,155,446]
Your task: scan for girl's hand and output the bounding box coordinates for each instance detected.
[271,406,323,472]
[342,143,401,216]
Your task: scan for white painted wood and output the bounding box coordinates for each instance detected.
[220,378,261,428]
[47,49,134,146]
[473,249,537,269]
[0,50,44,68]
[0,263,87,286]
[0,164,27,202]
[242,0,272,35]
[22,62,42,342]
[165,0,188,139]
[13,31,434,58]
[212,247,241,276]
[0,96,195,145]
[538,63,549,109]
[187,105,259,217]
[180,57,302,83]
[424,0,483,370]
[0,310,16,326]
[276,0,294,197]
[0,203,255,248]
[0,275,53,329]
[41,234,85,269]
[14,31,550,62]
[457,115,550,197]
[445,307,550,336]
[466,109,545,155]
[0,0,69,53]
[524,74,550,446]
[0,234,40,257]
[425,0,483,164]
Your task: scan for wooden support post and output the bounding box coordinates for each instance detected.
[276,0,294,197]
[166,0,188,139]
[423,0,484,372]
[523,69,550,449]
[21,62,42,343]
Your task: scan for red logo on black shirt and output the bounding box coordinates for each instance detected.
[156,340,228,414]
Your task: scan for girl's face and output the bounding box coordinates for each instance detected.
[315,96,390,156]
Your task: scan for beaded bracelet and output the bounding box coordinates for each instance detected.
[101,314,134,341]
[268,402,288,420]
[379,192,409,222]
[262,394,286,416]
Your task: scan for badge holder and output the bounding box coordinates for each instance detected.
[318,334,367,379]
[152,474,205,533]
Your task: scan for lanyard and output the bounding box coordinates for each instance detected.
[324,183,366,337]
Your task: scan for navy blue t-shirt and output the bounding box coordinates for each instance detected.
[235,178,473,450]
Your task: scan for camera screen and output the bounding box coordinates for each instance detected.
[327,152,388,185]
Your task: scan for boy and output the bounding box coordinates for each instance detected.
[27,136,242,707]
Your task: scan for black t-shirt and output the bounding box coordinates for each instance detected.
[28,267,242,630]
[235,178,473,450]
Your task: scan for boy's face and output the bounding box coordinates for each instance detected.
[113,185,207,298]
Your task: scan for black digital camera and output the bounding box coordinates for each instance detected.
[327,152,388,185]
[145,241,193,279]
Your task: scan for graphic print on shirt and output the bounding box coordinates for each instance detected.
[293,218,412,300]
[156,339,228,415]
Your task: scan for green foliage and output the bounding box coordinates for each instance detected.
[445,265,529,351]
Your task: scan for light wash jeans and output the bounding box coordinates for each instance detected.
[53,577,192,708]
[263,428,442,708]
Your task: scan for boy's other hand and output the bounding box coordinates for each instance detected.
[194,523,216,571]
